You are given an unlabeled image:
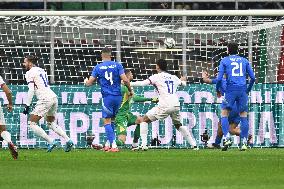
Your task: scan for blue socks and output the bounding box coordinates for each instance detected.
[240,117,249,140]
[104,124,114,144]
[215,135,222,145]
[221,117,230,138]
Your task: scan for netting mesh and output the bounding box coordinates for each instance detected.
[0,15,283,148]
[1,15,283,84]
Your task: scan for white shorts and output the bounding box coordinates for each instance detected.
[31,97,58,117]
[146,106,181,125]
[0,106,6,125]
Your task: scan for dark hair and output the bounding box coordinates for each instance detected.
[124,69,131,75]
[227,42,238,55]
[25,55,39,64]
[156,59,167,71]
[101,47,112,55]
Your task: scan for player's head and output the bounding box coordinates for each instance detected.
[101,47,112,61]
[23,55,39,71]
[227,42,238,55]
[156,59,167,72]
[125,69,133,81]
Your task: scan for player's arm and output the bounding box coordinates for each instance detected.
[246,61,256,93]
[84,66,97,87]
[130,79,151,87]
[202,71,218,84]
[215,60,225,91]
[23,73,35,115]
[2,84,12,112]
[132,95,158,103]
[84,76,96,87]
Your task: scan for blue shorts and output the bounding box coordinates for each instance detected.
[102,95,122,118]
[223,90,248,113]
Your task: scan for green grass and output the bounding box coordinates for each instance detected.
[0,148,283,189]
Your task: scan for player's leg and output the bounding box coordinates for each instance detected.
[29,101,57,152]
[103,95,122,152]
[0,106,17,159]
[0,125,18,159]
[210,121,223,149]
[171,108,198,150]
[139,106,165,150]
[115,114,128,146]
[46,98,73,152]
[221,92,237,151]
[102,96,116,151]
[229,122,240,136]
[132,116,143,149]
[238,91,249,151]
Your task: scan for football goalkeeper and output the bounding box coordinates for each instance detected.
[115,69,158,149]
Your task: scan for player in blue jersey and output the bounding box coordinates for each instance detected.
[84,47,133,152]
[202,71,245,149]
[216,42,255,151]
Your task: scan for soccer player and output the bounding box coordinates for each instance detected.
[130,59,198,150]
[0,76,18,159]
[22,55,74,152]
[115,69,158,149]
[202,71,241,148]
[216,42,255,151]
[84,47,133,152]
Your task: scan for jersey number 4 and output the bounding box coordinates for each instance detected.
[231,62,244,76]
[105,71,114,85]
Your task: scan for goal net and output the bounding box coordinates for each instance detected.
[0,11,283,148]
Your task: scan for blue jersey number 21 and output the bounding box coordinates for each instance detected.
[165,80,174,94]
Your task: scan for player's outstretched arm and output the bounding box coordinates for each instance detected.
[130,79,151,87]
[2,84,12,112]
[132,95,158,103]
[84,76,96,87]
[201,71,217,84]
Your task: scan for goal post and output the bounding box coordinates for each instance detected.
[0,10,283,148]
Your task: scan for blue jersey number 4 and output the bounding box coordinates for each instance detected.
[105,71,114,85]
[165,80,174,94]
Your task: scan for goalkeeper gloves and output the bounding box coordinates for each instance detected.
[151,97,159,103]
[23,105,30,115]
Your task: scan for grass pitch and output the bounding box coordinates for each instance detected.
[0,148,283,189]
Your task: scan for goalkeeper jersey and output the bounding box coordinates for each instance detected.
[117,85,151,115]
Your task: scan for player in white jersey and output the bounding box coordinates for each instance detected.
[22,55,73,152]
[131,59,198,150]
[0,76,18,159]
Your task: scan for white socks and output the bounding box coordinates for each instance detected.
[112,141,117,148]
[105,140,110,147]
[1,131,12,143]
[178,126,197,147]
[140,122,148,147]
[47,122,70,141]
[29,121,53,144]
